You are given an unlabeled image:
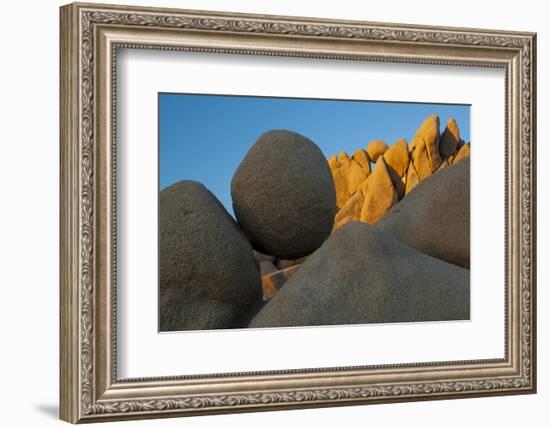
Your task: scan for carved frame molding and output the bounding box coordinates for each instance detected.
[60,2,536,423]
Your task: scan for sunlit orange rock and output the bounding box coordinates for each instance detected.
[410,115,441,173]
[383,138,409,198]
[360,157,399,224]
[366,139,389,162]
[328,156,349,209]
[452,143,470,164]
[328,150,371,209]
[329,115,467,229]
[333,190,364,231]
[352,148,371,170]
[410,137,433,181]
[405,162,420,194]
[345,158,370,196]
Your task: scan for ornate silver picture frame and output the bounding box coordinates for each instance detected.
[60,2,536,423]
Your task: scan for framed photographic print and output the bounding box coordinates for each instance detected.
[59,2,537,423]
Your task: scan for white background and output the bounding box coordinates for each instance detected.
[118,49,504,377]
[0,0,546,426]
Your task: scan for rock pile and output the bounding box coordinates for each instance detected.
[160,130,336,330]
[329,116,470,230]
[159,115,471,331]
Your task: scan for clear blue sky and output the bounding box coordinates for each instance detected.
[159,93,470,216]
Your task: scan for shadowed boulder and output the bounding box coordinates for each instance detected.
[253,250,275,263]
[231,130,336,259]
[159,181,262,331]
[249,222,469,328]
[439,118,462,158]
[377,158,470,268]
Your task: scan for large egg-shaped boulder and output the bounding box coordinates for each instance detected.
[231,130,337,259]
[159,180,262,331]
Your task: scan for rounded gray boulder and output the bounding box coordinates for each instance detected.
[376,158,470,268]
[249,222,470,328]
[159,181,262,331]
[231,130,337,259]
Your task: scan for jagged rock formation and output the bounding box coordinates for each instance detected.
[329,149,371,209]
[329,116,469,229]
[231,130,336,259]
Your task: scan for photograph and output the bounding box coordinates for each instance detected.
[57,3,536,422]
[158,94,472,332]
